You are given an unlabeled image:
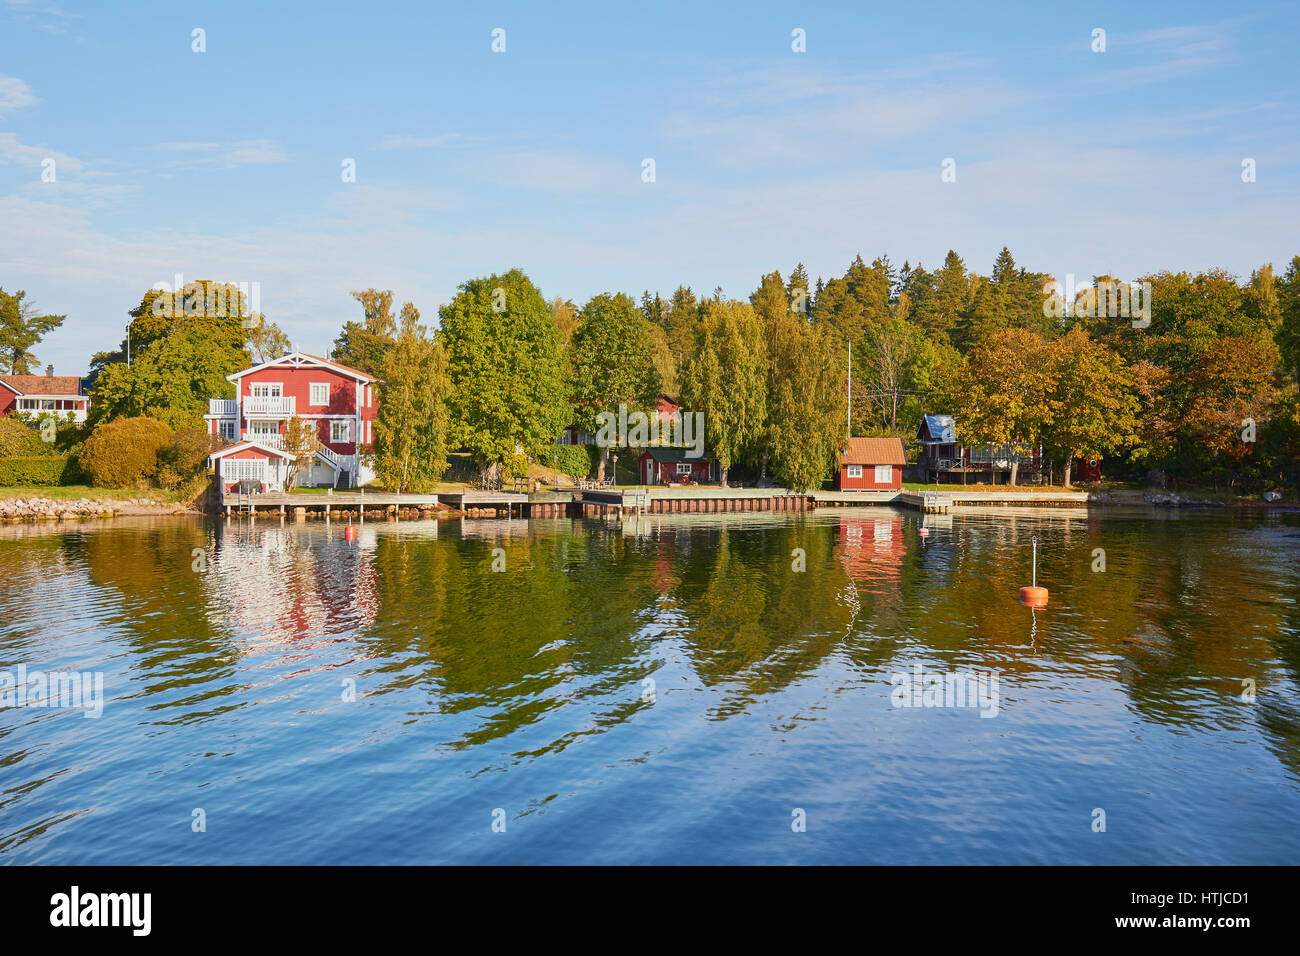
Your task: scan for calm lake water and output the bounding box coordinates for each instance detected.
[1,506,1298,865]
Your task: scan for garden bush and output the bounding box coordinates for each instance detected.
[0,456,74,486]
[0,417,50,458]
[78,416,175,488]
[546,444,593,479]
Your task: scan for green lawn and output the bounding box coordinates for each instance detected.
[0,485,189,502]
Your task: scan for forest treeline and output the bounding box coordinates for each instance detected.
[20,245,1299,493]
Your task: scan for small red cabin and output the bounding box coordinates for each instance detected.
[835,437,906,491]
[208,440,293,493]
[638,447,720,485]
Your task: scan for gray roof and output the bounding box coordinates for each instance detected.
[918,414,956,443]
[641,446,713,464]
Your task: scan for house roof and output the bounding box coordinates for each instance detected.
[839,436,907,466]
[0,374,86,396]
[208,440,292,460]
[917,414,956,443]
[228,350,380,384]
[641,446,712,464]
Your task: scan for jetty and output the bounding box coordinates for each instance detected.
[218,483,1102,520]
[220,489,441,517]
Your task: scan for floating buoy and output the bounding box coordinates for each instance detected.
[918,527,930,538]
[1020,536,1048,606]
[344,524,356,542]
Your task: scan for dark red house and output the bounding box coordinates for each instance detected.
[638,447,720,485]
[203,351,379,487]
[834,437,906,491]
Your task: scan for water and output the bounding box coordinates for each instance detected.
[1,506,1298,864]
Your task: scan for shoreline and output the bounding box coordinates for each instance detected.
[0,488,1294,523]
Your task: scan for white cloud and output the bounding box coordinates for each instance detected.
[377,134,462,150]
[0,74,36,113]
[141,140,288,168]
[0,132,83,173]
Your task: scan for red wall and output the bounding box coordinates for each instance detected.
[237,364,377,454]
[642,456,712,483]
[0,390,14,416]
[836,464,902,491]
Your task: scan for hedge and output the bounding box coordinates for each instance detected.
[546,444,593,479]
[0,456,75,486]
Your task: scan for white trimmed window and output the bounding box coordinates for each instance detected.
[310,383,330,406]
[875,465,892,483]
[676,463,692,475]
[219,420,237,441]
[331,420,351,443]
[846,465,863,478]
[224,459,266,482]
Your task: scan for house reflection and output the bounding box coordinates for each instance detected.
[837,512,906,593]
[209,520,381,660]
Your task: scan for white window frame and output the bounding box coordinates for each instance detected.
[219,420,237,441]
[223,459,266,482]
[676,462,692,475]
[875,465,892,483]
[846,464,863,479]
[249,382,283,398]
[310,383,330,406]
[331,419,351,443]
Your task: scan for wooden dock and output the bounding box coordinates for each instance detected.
[221,490,441,517]
[437,491,530,517]
[219,484,1102,520]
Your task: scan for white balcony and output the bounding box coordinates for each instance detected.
[245,431,286,449]
[244,396,296,418]
[208,398,237,417]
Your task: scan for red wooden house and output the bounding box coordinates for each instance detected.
[834,437,906,491]
[203,351,379,488]
[0,367,90,423]
[638,447,721,484]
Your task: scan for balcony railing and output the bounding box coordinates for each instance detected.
[208,398,237,417]
[244,396,296,417]
[246,432,285,449]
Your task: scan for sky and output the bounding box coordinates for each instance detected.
[1,0,1298,375]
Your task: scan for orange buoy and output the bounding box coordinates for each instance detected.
[1019,585,1049,607]
[1020,536,1048,606]
[344,524,356,542]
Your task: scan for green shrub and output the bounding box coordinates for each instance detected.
[0,456,74,486]
[160,428,214,478]
[0,417,50,457]
[545,444,592,478]
[504,452,531,479]
[78,416,175,488]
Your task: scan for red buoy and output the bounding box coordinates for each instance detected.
[345,524,356,542]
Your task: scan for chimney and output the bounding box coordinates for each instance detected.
[46,364,54,377]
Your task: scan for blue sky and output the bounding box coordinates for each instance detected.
[1,0,1298,374]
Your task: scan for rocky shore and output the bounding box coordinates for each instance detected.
[0,496,198,520]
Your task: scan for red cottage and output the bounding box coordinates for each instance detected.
[0,367,90,424]
[638,447,721,485]
[203,351,379,488]
[207,440,293,493]
[834,437,906,491]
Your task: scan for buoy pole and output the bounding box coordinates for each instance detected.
[1020,534,1049,607]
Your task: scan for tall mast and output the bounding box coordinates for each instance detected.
[846,342,852,440]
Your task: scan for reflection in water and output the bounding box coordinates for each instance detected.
[1,507,1298,864]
